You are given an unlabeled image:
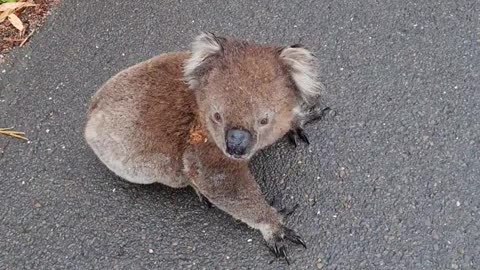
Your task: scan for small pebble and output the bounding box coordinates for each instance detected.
[456,201,461,207]
[247,239,252,242]
[338,167,348,178]
[316,258,324,269]
[148,249,154,254]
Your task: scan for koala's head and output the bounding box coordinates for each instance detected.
[183,32,323,160]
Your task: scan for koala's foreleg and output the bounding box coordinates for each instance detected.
[193,166,306,264]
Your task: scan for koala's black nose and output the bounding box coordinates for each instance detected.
[226,129,252,156]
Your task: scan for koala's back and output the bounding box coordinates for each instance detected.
[84,52,195,187]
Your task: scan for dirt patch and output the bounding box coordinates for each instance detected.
[0,0,60,61]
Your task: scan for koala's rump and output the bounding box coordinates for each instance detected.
[85,52,196,187]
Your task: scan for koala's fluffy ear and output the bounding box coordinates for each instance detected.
[184,32,225,89]
[280,45,324,105]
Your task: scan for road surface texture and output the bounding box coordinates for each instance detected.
[1,0,478,269]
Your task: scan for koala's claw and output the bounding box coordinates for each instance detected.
[200,196,213,208]
[276,245,289,264]
[287,130,298,147]
[287,128,310,147]
[305,106,331,125]
[285,228,307,249]
[269,239,290,264]
[297,129,310,145]
[267,226,307,265]
[195,192,213,208]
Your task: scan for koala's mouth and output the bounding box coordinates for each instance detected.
[223,145,254,160]
[227,152,251,161]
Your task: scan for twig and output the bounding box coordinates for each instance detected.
[0,127,28,141]
[20,29,34,47]
[3,37,24,42]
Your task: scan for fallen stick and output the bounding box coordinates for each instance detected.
[0,127,28,141]
[20,29,35,47]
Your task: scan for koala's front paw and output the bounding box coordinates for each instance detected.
[287,128,310,147]
[266,226,307,265]
[288,106,331,147]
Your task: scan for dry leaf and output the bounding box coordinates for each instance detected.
[0,9,12,22]
[8,13,24,31]
[0,2,37,12]
[0,2,38,23]
[188,124,208,145]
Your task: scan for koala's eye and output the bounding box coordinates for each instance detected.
[213,112,222,123]
[259,117,269,126]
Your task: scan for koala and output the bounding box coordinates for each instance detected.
[84,33,325,264]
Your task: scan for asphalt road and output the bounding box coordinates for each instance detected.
[1,0,479,269]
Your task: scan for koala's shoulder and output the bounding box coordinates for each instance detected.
[117,52,191,82]
[88,52,191,113]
